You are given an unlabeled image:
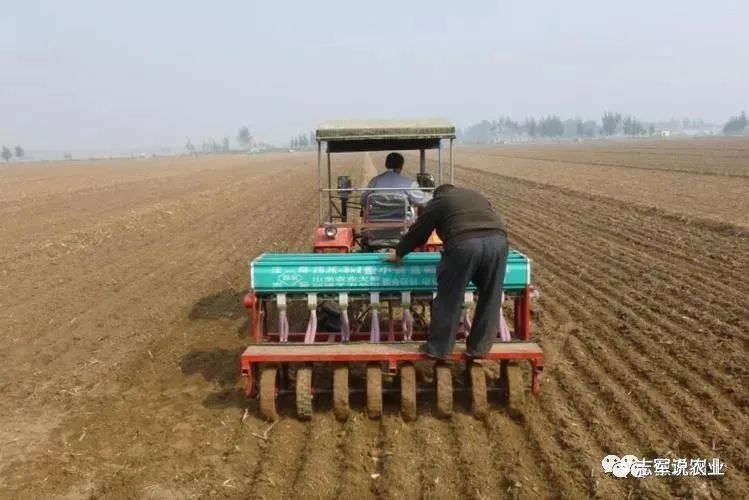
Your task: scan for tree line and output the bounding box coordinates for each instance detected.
[459,111,747,143]
[461,113,656,143]
[185,126,253,154]
[289,131,316,149]
[1,145,24,162]
[7,110,747,160]
[723,112,748,135]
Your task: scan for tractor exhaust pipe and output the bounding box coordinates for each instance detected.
[337,175,352,221]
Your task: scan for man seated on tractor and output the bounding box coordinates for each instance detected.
[360,152,430,209]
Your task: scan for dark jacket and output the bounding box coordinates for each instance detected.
[395,187,507,257]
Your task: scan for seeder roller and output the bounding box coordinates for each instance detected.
[241,251,544,421]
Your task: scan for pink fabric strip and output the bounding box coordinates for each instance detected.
[340,312,350,342]
[402,308,414,341]
[499,309,511,342]
[279,310,289,343]
[304,309,318,344]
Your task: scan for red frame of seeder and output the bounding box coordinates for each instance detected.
[240,286,543,398]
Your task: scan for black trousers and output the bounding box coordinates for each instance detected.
[425,233,508,358]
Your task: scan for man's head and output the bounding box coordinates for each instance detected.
[385,152,405,172]
[434,183,456,198]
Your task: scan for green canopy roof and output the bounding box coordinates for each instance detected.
[316,119,456,141]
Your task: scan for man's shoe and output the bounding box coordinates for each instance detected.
[418,343,450,361]
[464,350,490,360]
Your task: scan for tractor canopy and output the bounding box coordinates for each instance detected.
[316,119,456,153]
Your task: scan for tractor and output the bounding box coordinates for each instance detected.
[240,119,543,421]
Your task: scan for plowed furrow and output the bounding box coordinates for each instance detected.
[456,158,749,233]
[540,236,742,416]
[0,164,272,257]
[472,178,749,405]
[515,380,597,498]
[1,157,330,496]
[482,412,560,499]
[0,156,299,257]
[522,300,671,498]
[3,165,317,328]
[5,148,748,498]
[536,274,748,477]
[3,205,267,399]
[1,178,319,405]
[514,223,748,432]
[448,414,504,499]
[462,149,749,178]
[0,166,309,311]
[244,420,312,498]
[458,166,749,282]
[508,207,748,346]
[493,196,748,383]
[559,332,748,498]
[458,169,744,488]
[460,167,748,300]
[377,418,421,499]
[547,364,675,498]
[529,280,747,497]
[290,414,340,499]
[523,300,644,497]
[370,415,389,498]
[334,416,381,500]
[503,197,749,356]
[413,418,463,499]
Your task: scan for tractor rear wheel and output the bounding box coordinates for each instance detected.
[434,363,453,418]
[258,366,278,421]
[366,363,383,419]
[296,366,313,420]
[400,363,417,421]
[470,362,488,419]
[333,366,350,422]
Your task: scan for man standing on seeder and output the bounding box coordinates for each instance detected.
[387,184,508,360]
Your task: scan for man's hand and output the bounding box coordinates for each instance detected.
[384,250,403,266]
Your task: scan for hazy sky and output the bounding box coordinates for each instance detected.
[1,0,747,151]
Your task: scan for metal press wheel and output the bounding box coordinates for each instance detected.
[502,361,526,418]
[399,363,417,421]
[366,363,383,419]
[434,363,453,418]
[296,366,313,420]
[470,362,488,420]
[258,366,279,421]
[333,365,350,422]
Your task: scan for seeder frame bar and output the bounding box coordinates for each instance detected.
[240,341,544,398]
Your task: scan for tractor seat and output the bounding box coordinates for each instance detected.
[362,192,412,250]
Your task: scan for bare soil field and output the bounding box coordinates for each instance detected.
[463,138,749,176]
[0,141,747,499]
[456,138,749,228]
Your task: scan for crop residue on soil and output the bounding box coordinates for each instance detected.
[0,141,747,499]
